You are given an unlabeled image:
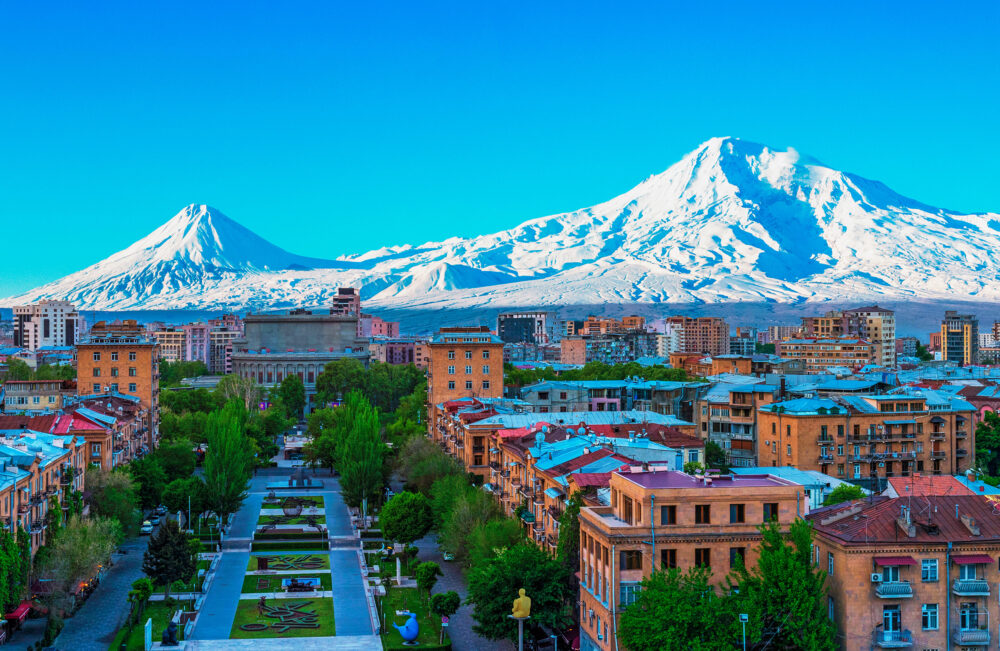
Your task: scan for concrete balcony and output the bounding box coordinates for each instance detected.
[952,627,990,646]
[816,437,835,446]
[957,448,968,457]
[818,454,835,464]
[872,627,913,648]
[929,431,946,440]
[930,450,946,460]
[875,581,913,598]
[953,579,990,596]
[956,429,968,439]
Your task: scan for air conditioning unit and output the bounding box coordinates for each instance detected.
[870,573,882,583]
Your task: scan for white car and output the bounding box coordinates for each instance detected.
[140,521,153,535]
[442,552,455,561]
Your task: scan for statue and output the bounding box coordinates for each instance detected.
[161,620,179,646]
[511,588,531,618]
[392,611,420,645]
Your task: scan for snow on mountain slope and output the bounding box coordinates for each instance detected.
[7,137,1000,311]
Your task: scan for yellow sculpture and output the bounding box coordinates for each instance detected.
[511,588,531,618]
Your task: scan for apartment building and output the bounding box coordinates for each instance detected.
[811,494,1000,650]
[497,312,555,344]
[775,338,877,373]
[757,392,975,488]
[12,300,83,351]
[757,325,802,344]
[519,379,708,421]
[696,383,780,467]
[426,327,504,437]
[2,379,74,413]
[330,287,361,316]
[801,306,896,367]
[662,316,730,355]
[152,327,186,362]
[941,311,979,366]
[560,333,658,365]
[578,469,806,651]
[75,320,160,447]
[896,337,919,359]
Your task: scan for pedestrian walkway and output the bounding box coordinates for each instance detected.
[54,534,149,651]
[330,549,375,636]
[190,549,251,640]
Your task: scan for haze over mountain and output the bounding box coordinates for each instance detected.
[7,137,1000,312]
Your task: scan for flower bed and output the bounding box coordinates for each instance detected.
[229,597,335,639]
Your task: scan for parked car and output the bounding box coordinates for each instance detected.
[442,552,455,561]
[155,505,167,516]
[140,521,153,535]
[149,515,161,525]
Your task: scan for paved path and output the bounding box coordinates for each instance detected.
[329,549,373,636]
[54,534,150,650]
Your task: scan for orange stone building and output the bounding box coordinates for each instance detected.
[811,494,1000,650]
[426,327,504,437]
[757,394,975,487]
[75,320,160,448]
[774,337,877,373]
[578,469,806,651]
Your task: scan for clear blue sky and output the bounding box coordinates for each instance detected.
[2,0,998,296]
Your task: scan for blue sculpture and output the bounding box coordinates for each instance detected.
[392,611,419,645]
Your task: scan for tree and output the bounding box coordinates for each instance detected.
[0,528,26,613]
[142,520,196,601]
[314,359,367,406]
[278,374,306,420]
[822,483,866,506]
[159,360,209,387]
[555,492,583,593]
[152,439,196,483]
[466,543,570,642]
[683,460,705,475]
[414,561,442,600]
[915,344,934,362]
[731,518,836,650]
[202,403,253,523]
[381,491,433,545]
[440,489,500,565]
[704,441,730,473]
[162,477,207,519]
[337,392,388,508]
[5,358,31,381]
[755,343,776,354]
[86,467,142,536]
[466,518,523,568]
[129,456,168,510]
[430,591,461,643]
[45,495,63,533]
[430,475,471,530]
[40,516,118,604]
[214,374,261,412]
[619,565,735,651]
[975,410,1000,477]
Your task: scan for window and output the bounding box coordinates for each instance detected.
[92,368,101,377]
[129,383,137,393]
[92,383,100,392]
[447,381,455,390]
[694,548,711,568]
[827,552,834,574]
[447,365,455,375]
[695,505,710,524]
[110,352,118,361]
[883,605,901,633]
[837,445,844,456]
[464,351,472,359]
[960,602,979,630]
[837,424,844,437]
[660,548,677,568]
[619,550,642,570]
[763,503,778,522]
[729,547,745,568]
[853,464,861,479]
[821,425,828,438]
[828,597,835,621]
[465,365,472,374]
[465,381,473,390]
[92,352,101,361]
[771,423,776,433]
[32,397,39,405]
[111,367,119,377]
[129,367,137,377]
[482,380,490,390]
[958,563,977,581]
[482,350,490,359]
[482,365,490,374]
[129,351,136,361]
[620,582,642,608]
[448,351,455,360]
[921,559,938,582]
[882,565,900,582]
[660,505,676,525]
[921,603,938,630]
[559,392,567,400]
[110,383,119,393]
[786,444,792,457]
[729,504,745,523]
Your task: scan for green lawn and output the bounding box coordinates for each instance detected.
[263,495,324,507]
[114,600,191,650]
[229,598,335,639]
[151,559,211,594]
[247,554,330,572]
[241,572,332,593]
[381,587,443,648]
[257,514,327,525]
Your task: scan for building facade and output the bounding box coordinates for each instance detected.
[774,338,877,373]
[801,306,896,367]
[426,327,504,414]
[497,312,554,344]
[941,311,979,366]
[12,301,83,351]
[663,316,730,355]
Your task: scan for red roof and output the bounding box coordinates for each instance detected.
[569,473,612,488]
[5,602,31,622]
[887,474,974,497]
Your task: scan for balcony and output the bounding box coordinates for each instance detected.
[817,437,835,446]
[875,581,913,598]
[929,431,946,440]
[952,627,990,646]
[29,521,45,535]
[489,462,500,470]
[29,494,43,506]
[547,505,564,519]
[957,448,968,457]
[17,504,29,514]
[953,578,990,596]
[956,430,968,439]
[472,446,485,454]
[818,454,834,464]
[533,493,544,506]
[872,626,913,648]
[930,450,946,460]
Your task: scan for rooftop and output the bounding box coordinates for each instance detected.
[618,470,795,490]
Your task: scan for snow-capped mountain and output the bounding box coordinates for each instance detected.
[7,137,1000,311]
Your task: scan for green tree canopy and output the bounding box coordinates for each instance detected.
[151,438,197,483]
[440,489,501,565]
[5,358,32,381]
[380,491,433,545]
[466,543,571,642]
[704,440,731,473]
[555,492,583,593]
[202,402,253,522]
[466,518,523,568]
[430,474,474,530]
[414,561,442,600]
[277,374,306,419]
[822,483,866,506]
[39,515,118,603]
[142,520,197,600]
[336,391,388,508]
[975,410,1000,477]
[129,456,168,510]
[86,467,142,536]
[159,360,209,387]
[162,477,207,518]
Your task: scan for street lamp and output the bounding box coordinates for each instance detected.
[739,613,748,651]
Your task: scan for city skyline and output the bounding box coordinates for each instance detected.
[2,1,999,295]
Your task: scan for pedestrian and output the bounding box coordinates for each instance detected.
[257,595,267,616]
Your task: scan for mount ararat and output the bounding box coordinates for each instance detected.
[7,137,1000,312]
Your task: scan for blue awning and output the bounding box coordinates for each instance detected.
[884,419,916,425]
[544,487,564,499]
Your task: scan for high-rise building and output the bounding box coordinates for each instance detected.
[941,310,979,366]
[801,305,896,366]
[12,300,84,351]
[151,327,186,362]
[497,312,554,344]
[426,327,504,408]
[663,316,730,355]
[75,320,160,448]
[330,287,361,317]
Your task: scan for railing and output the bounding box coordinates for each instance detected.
[17,504,29,514]
[930,431,946,440]
[533,493,544,505]
[472,446,485,454]
[875,581,913,598]
[29,522,45,534]
[953,578,990,596]
[956,430,968,438]
[817,437,835,445]
[952,627,990,646]
[957,449,968,457]
[871,626,913,648]
[818,454,834,463]
[930,450,946,460]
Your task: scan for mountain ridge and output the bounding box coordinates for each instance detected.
[7,137,1000,311]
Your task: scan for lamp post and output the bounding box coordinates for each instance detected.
[740,613,748,651]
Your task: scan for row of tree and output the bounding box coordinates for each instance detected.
[3,358,75,382]
[503,361,697,389]
[313,358,425,413]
